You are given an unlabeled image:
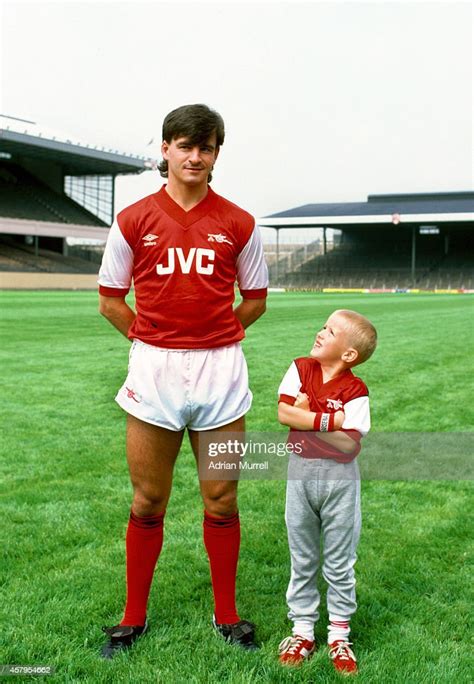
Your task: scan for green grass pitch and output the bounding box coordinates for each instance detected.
[0,291,472,683]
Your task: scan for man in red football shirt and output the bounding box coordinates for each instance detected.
[98,104,268,657]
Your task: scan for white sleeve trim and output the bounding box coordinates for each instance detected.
[98,219,134,289]
[278,362,302,399]
[342,396,371,436]
[236,225,269,291]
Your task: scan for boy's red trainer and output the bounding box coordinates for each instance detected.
[328,640,358,675]
[278,635,316,666]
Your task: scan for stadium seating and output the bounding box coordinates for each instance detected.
[271,238,474,290]
[0,164,106,226]
[0,237,99,274]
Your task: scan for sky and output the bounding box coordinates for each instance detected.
[1,0,472,243]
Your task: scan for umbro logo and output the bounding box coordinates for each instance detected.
[143,233,159,246]
[208,233,233,246]
[327,398,343,410]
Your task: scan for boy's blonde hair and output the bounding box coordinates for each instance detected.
[335,309,377,364]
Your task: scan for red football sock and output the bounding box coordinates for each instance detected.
[120,510,164,626]
[203,510,241,625]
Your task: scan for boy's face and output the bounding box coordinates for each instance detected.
[161,132,219,187]
[310,312,356,364]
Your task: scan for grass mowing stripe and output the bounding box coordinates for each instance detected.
[1,291,472,682]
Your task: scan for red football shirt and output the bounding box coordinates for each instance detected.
[278,357,370,462]
[98,185,268,349]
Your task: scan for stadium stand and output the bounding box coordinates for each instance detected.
[260,192,474,290]
[0,115,155,285]
[0,235,99,274]
[0,163,106,226]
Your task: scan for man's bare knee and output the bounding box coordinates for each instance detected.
[132,488,168,517]
[203,487,238,517]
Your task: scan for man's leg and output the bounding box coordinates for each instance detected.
[189,416,242,624]
[101,415,184,658]
[121,415,184,626]
[188,416,257,649]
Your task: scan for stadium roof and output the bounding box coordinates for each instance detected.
[258,192,474,228]
[0,114,157,176]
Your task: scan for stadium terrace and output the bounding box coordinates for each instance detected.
[0,114,156,289]
[258,191,474,292]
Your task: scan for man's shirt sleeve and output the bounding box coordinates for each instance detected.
[236,225,268,299]
[278,361,302,405]
[98,219,134,296]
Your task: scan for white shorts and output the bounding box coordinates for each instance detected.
[115,339,252,431]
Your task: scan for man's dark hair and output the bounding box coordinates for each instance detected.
[158,103,225,182]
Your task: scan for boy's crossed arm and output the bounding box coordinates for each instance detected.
[278,393,357,455]
[278,392,345,430]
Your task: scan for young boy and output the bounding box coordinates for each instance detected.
[277,309,377,675]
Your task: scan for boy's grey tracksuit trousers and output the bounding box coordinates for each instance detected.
[285,453,361,638]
